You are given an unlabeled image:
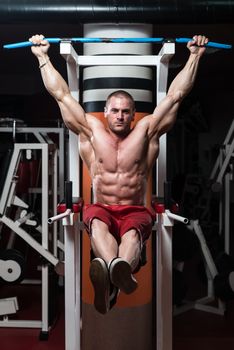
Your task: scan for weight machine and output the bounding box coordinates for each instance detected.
[0,126,65,338]
[48,38,188,350]
[210,118,234,254]
[175,119,234,316]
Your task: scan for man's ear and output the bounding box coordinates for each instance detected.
[104,106,107,117]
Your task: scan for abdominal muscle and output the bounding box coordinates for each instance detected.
[92,169,148,205]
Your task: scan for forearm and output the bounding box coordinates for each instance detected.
[167,53,201,102]
[149,53,202,135]
[37,53,70,101]
[148,35,207,136]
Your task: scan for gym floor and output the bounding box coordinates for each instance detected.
[174,304,234,350]
[0,284,234,350]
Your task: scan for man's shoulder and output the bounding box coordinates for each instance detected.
[86,113,105,128]
[134,114,152,128]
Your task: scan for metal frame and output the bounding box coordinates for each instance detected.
[210,119,234,254]
[174,219,226,316]
[0,127,65,205]
[0,127,65,333]
[60,40,175,350]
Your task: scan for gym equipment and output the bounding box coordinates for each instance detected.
[0,249,26,284]
[48,181,83,226]
[210,119,234,254]
[175,219,234,315]
[0,126,65,335]
[57,29,230,347]
[3,37,232,49]
[58,37,176,350]
[173,115,234,316]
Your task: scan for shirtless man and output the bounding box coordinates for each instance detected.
[29,34,208,314]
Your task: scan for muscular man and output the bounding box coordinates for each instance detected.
[30,34,208,314]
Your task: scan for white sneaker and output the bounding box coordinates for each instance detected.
[109,258,138,294]
[89,258,110,314]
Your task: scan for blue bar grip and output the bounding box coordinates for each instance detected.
[3,37,232,49]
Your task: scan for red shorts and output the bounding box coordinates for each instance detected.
[83,203,156,244]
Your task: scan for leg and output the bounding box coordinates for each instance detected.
[109,229,141,295]
[90,218,118,264]
[118,229,141,272]
[89,218,119,314]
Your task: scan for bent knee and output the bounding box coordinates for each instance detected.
[90,219,111,242]
[122,229,140,243]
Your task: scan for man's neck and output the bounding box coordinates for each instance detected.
[107,128,132,142]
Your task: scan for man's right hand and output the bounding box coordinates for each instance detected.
[29,34,50,58]
[187,35,208,57]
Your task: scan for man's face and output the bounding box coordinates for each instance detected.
[104,96,135,136]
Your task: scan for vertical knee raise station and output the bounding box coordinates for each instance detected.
[53,36,188,350]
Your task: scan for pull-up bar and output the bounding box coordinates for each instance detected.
[3,37,232,49]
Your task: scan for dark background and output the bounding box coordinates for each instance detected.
[0,4,234,348]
